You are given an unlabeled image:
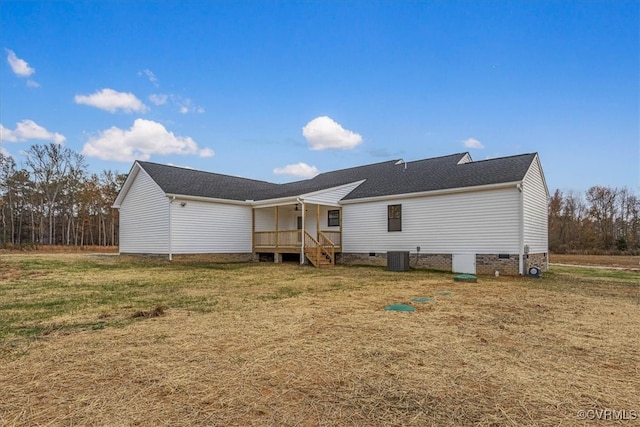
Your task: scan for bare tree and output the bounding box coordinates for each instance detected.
[25,143,87,245]
[586,186,619,250]
[0,153,16,244]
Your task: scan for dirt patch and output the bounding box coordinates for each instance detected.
[131,305,166,319]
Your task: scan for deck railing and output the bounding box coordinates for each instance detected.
[254,230,341,248]
[319,230,341,248]
[254,230,302,248]
[317,231,335,265]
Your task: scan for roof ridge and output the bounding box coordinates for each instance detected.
[405,152,468,163]
[459,152,537,165]
[313,158,400,176]
[137,160,276,185]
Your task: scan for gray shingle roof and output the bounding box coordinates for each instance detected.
[136,152,538,202]
[137,161,280,201]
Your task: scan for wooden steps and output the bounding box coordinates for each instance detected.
[304,231,336,268]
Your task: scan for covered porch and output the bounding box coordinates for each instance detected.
[252,200,342,267]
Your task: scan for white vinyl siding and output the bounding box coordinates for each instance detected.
[254,204,335,234]
[170,200,252,253]
[254,207,276,232]
[119,168,169,254]
[523,156,549,253]
[254,206,304,231]
[342,187,521,254]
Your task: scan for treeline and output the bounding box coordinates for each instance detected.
[549,186,640,254]
[0,143,125,248]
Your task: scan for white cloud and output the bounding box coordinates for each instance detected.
[147,93,204,114]
[26,79,40,88]
[149,94,168,106]
[463,138,484,149]
[139,69,159,86]
[74,88,148,113]
[0,120,66,144]
[302,116,363,150]
[273,162,319,178]
[199,148,215,157]
[174,96,204,114]
[81,118,213,162]
[6,49,35,77]
[0,146,11,158]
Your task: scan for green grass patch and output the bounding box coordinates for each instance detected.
[550,265,640,283]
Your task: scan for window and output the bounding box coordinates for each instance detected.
[327,209,340,227]
[388,204,402,232]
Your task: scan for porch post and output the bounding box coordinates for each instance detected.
[316,204,320,238]
[275,206,279,250]
[300,201,305,264]
[339,207,343,247]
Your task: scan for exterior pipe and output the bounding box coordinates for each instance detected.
[168,196,175,261]
[517,183,524,274]
[297,197,305,264]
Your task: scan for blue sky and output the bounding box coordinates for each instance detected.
[1,1,638,193]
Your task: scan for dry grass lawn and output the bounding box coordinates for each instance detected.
[0,254,638,426]
[550,253,640,269]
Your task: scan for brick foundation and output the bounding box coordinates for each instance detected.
[340,252,452,272]
[525,252,548,272]
[413,254,452,271]
[475,254,520,275]
[171,253,254,263]
[341,252,542,276]
[340,252,388,267]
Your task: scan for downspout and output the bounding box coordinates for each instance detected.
[517,183,524,274]
[297,197,305,264]
[168,196,175,261]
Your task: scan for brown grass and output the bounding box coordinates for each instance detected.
[0,244,118,253]
[550,253,640,269]
[0,254,638,426]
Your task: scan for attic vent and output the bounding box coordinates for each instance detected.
[457,153,472,164]
[395,159,407,170]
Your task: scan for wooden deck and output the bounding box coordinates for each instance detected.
[253,230,341,254]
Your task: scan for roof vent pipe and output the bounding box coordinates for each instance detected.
[395,159,407,169]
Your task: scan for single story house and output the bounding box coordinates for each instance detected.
[112,152,549,274]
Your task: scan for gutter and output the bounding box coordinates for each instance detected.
[165,193,250,206]
[297,197,305,265]
[168,196,175,261]
[517,182,524,274]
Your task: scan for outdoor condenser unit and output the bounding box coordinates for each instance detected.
[387,251,410,271]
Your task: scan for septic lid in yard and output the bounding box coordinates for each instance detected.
[411,297,434,303]
[454,274,477,283]
[384,304,416,312]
